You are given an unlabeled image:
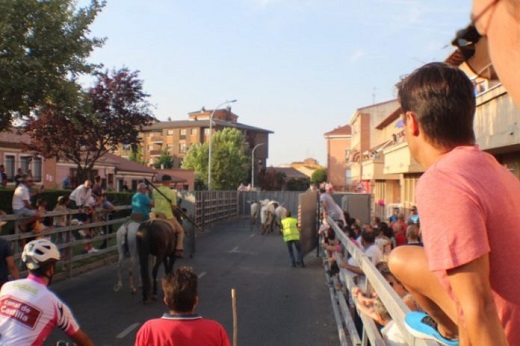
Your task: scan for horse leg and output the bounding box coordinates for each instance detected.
[128,255,137,294]
[113,253,123,292]
[151,256,161,300]
[137,236,151,303]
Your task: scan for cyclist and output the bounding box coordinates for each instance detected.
[0,239,94,346]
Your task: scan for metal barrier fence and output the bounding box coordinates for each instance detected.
[324,218,438,346]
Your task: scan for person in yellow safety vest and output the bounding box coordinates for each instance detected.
[280,210,304,268]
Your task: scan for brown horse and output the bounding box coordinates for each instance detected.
[136,220,177,303]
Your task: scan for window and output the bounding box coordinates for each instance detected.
[204,128,210,135]
[20,156,30,173]
[191,129,197,135]
[5,155,14,179]
[179,143,187,153]
[33,157,42,182]
[180,129,187,140]
[148,145,154,150]
[167,130,174,136]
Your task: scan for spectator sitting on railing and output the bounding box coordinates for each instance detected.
[12,174,41,235]
[405,225,422,247]
[319,184,346,228]
[351,262,421,346]
[375,222,392,260]
[341,227,382,275]
[54,196,70,245]
[391,222,407,247]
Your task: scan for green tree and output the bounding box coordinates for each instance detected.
[311,168,327,185]
[129,144,145,165]
[182,128,248,190]
[182,143,208,189]
[24,68,153,184]
[0,0,105,130]
[154,150,173,169]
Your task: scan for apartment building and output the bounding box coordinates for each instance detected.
[324,125,351,191]
[113,107,273,184]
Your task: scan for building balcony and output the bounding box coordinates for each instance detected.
[361,159,400,180]
[350,162,362,182]
[149,150,162,157]
[382,142,424,175]
[149,136,163,143]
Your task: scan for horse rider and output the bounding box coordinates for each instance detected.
[152,174,185,258]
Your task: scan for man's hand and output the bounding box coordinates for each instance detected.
[447,254,508,345]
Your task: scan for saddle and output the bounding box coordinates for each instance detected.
[150,213,177,236]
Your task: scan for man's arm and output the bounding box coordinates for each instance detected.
[6,255,18,280]
[70,329,94,346]
[447,254,508,346]
[340,262,364,275]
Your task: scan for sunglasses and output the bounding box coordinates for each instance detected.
[451,0,499,80]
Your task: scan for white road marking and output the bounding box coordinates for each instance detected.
[198,272,207,279]
[116,322,140,339]
[229,246,239,253]
[250,234,255,238]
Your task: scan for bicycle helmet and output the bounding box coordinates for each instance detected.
[22,239,60,270]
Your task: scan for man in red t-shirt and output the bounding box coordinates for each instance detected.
[135,266,231,346]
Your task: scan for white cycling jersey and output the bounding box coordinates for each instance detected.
[0,275,80,346]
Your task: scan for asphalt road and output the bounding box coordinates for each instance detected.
[45,217,338,346]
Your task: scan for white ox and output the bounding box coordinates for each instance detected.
[260,200,280,234]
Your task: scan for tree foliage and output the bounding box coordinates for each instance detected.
[23,68,153,183]
[311,168,328,185]
[154,150,173,169]
[182,128,248,190]
[0,0,106,130]
[258,168,286,191]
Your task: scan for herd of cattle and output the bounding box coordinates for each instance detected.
[249,199,288,235]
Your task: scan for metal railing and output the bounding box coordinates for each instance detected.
[324,217,438,346]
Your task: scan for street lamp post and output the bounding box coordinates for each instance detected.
[208,99,237,190]
[251,143,265,190]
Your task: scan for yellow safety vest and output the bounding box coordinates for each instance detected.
[281,217,300,242]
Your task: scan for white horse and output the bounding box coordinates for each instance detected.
[114,221,140,294]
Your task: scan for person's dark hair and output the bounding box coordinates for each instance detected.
[286,210,292,217]
[361,229,376,244]
[162,267,198,313]
[31,262,56,277]
[379,222,393,239]
[397,62,476,149]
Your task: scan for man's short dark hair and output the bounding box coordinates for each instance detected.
[361,229,376,244]
[397,62,476,149]
[162,267,198,313]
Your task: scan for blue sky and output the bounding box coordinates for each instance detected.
[83,0,471,166]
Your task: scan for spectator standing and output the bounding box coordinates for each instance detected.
[388,207,399,223]
[152,175,185,258]
[0,165,7,188]
[0,213,18,289]
[91,175,103,197]
[388,63,518,345]
[13,168,24,187]
[407,206,420,226]
[0,239,93,345]
[391,222,407,247]
[280,210,304,268]
[135,266,231,346]
[62,175,71,189]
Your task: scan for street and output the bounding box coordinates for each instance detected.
[46,217,338,346]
